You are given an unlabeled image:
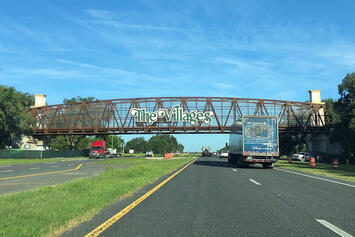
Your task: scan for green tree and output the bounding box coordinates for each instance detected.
[48,135,85,150]
[323,99,342,144]
[76,136,93,150]
[63,96,97,104]
[330,73,355,158]
[48,136,70,150]
[48,96,97,150]
[279,133,307,155]
[177,143,184,153]
[97,135,124,151]
[0,86,34,148]
[125,137,148,153]
[148,136,170,154]
[147,134,180,154]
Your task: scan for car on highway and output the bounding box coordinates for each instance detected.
[220,150,229,158]
[292,152,305,161]
[146,151,153,157]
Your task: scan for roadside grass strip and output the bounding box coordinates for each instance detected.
[0,157,195,237]
[0,157,88,165]
[275,160,355,182]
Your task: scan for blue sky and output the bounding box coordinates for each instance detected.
[0,0,354,151]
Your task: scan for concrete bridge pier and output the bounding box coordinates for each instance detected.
[20,94,47,150]
[305,133,341,155]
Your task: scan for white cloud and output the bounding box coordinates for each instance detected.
[213,82,235,90]
[84,8,202,33]
[57,58,169,83]
[9,68,92,79]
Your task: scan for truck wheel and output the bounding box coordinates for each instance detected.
[237,159,244,168]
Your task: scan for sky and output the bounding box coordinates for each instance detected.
[0,0,354,151]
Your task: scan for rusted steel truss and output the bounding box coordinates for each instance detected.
[28,97,326,135]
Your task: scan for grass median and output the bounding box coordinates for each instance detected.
[0,157,88,165]
[275,160,355,182]
[0,157,195,237]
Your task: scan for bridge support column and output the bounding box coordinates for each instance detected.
[19,94,48,150]
[306,134,342,155]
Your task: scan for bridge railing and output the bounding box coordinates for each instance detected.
[28,97,326,135]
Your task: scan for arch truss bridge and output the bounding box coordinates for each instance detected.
[28,97,326,135]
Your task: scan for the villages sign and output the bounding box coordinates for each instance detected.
[130,105,213,126]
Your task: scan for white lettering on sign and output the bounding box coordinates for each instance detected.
[130,105,213,126]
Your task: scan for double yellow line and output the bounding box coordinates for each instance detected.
[0,163,84,181]
[85,158,197,237]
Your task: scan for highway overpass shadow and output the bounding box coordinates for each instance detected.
[194,157,268,169]
[193,157,234,168]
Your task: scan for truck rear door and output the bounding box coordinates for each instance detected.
[243,117,278,157]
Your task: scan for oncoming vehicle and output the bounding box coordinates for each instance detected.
[146,150,153,157]
[220,150,228,158]
[202,147,211,157]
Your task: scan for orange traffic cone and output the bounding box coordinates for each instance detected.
[310,157,316,168]
[333,158,339,170]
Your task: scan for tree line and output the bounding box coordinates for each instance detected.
[0,86,34,148]
[125,135,184,154]
[323,73,355,160]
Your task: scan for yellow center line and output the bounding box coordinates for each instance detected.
[0,163,84,181]
[85,158,197,237]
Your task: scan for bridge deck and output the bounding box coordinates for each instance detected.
[28,97,326,135]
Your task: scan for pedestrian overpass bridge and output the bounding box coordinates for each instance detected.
[28,96,326,135]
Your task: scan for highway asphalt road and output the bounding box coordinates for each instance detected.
[63,156,355,237]
[0,158,131,195]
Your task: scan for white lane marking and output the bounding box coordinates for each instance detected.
[232,169,238,172]
[67,164,74,166]
[0,170,14,173]
[0,165,12,168]
[29,167,40,170]
[249,179,262,185]
[51,166,59,168]
[275,168,355,188]
[316,219,353,237]
[47,162,56,164]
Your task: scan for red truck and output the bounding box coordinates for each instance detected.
[89,140,119,158]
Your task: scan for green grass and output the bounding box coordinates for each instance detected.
[275,160,355,182]
[121,153,145,157]
[0,157,88,165]
[0,157,196,237]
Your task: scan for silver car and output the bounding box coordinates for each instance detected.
[220,150,229,158]
[292,153,305,161]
